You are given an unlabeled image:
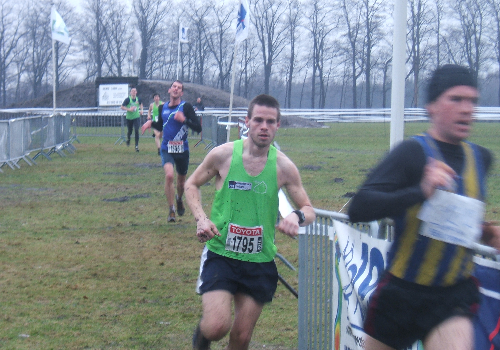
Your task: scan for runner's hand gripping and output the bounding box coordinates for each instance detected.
[196,216,220,243]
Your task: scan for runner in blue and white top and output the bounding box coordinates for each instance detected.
[157,80,201,223]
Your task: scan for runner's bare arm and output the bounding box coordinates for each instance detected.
[276,153,315,237]
[147,103,153,120]
[185,144,233,242]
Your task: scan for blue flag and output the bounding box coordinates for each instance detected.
[235,0,250,44]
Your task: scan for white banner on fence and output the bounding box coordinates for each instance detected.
[333,221,422,350]
[98,84,129,107]
[473,256,500,350]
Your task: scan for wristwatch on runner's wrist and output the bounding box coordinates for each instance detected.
[292,209,306,225]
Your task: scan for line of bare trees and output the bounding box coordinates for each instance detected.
[3,0,500,108]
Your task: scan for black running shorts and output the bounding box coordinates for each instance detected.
[198,249,278,304]
[364,273,480,349]
[160,149,189,176]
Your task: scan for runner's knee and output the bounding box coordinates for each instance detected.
[200,315,231,341]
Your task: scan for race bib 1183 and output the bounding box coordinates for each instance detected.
[417,189,485,248]
[167,140,184,153]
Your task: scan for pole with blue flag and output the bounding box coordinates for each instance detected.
[227,0,250,142]
[50,7,70,113]
[177,24,189,80]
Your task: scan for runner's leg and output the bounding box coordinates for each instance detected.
[154,129,161,150]
[177,174,186,200]
[163,162,175,209]
[199,290,233,341]
[227,293,264,350]
[365,335,397,350]
[423,315,473,350]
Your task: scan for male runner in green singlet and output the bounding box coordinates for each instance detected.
[185,94,316,350]
[121,87,143,152]
[147,93,163,155]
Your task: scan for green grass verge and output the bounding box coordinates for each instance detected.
[1,122,499,349]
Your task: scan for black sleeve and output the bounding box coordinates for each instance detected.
[479,145,493,174]
[347,139,427,222]
[183,103,202,133]
[122,98,130,107]
[157,104,164,125]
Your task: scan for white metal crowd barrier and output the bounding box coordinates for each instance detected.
[68,112,218,147]
[0,111,236,171]
[0,113,74,172]
[200,106,500,123]
[297,209,499,350]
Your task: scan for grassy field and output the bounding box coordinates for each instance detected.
[1,122,499,349]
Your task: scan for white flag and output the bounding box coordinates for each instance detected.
[51,7,70,45]
[179,24,189,43]
[235,0,250,44]
[133,29,142,62]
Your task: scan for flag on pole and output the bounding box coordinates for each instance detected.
[51,7,70,45]
[235,0,250,44]
[179,24,189,43]
[133,29,142,63]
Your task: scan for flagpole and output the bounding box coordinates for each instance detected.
[227,0,245,143]
[176,40,180,80]
[52,39,56,113]
[227,41,239,143]
[176,23,181,80]
[50,6,70,114]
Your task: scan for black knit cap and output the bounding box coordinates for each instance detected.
[426,64,477,103]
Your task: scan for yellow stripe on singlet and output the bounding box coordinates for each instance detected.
[462,142,479,198]
[443,246,467,285]
[415,239,445,285]
[461,142,479,281]
[389,205,421,278]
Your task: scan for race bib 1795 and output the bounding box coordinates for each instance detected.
[225,223,263,254]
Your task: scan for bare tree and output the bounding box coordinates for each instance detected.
[284,0,301,108]
[237,36,260,99]
[0,0,23,106]
[23,0,52,98]
[12,42,28,103]
[203,1,233,90]
[487,0,500,104]
[306,0,336,108]
[339,0,364,108]
[407,0,434,107]
[361,0,385,108]
[381,56,392,108]
[187,0,211,85]
[101,0,132,77]
[253,0,287,94]
[454,0,488,79]
[80,0,108,80]
[134,0,167,79]
[434,0,444,67]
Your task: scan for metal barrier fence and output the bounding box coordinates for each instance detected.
[2,106,499,170]
[0,113,74,172]
[0,112,229,171]
[70,112,227,148]
[297,209,499,350]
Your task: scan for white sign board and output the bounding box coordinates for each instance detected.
[98,84,129,106]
